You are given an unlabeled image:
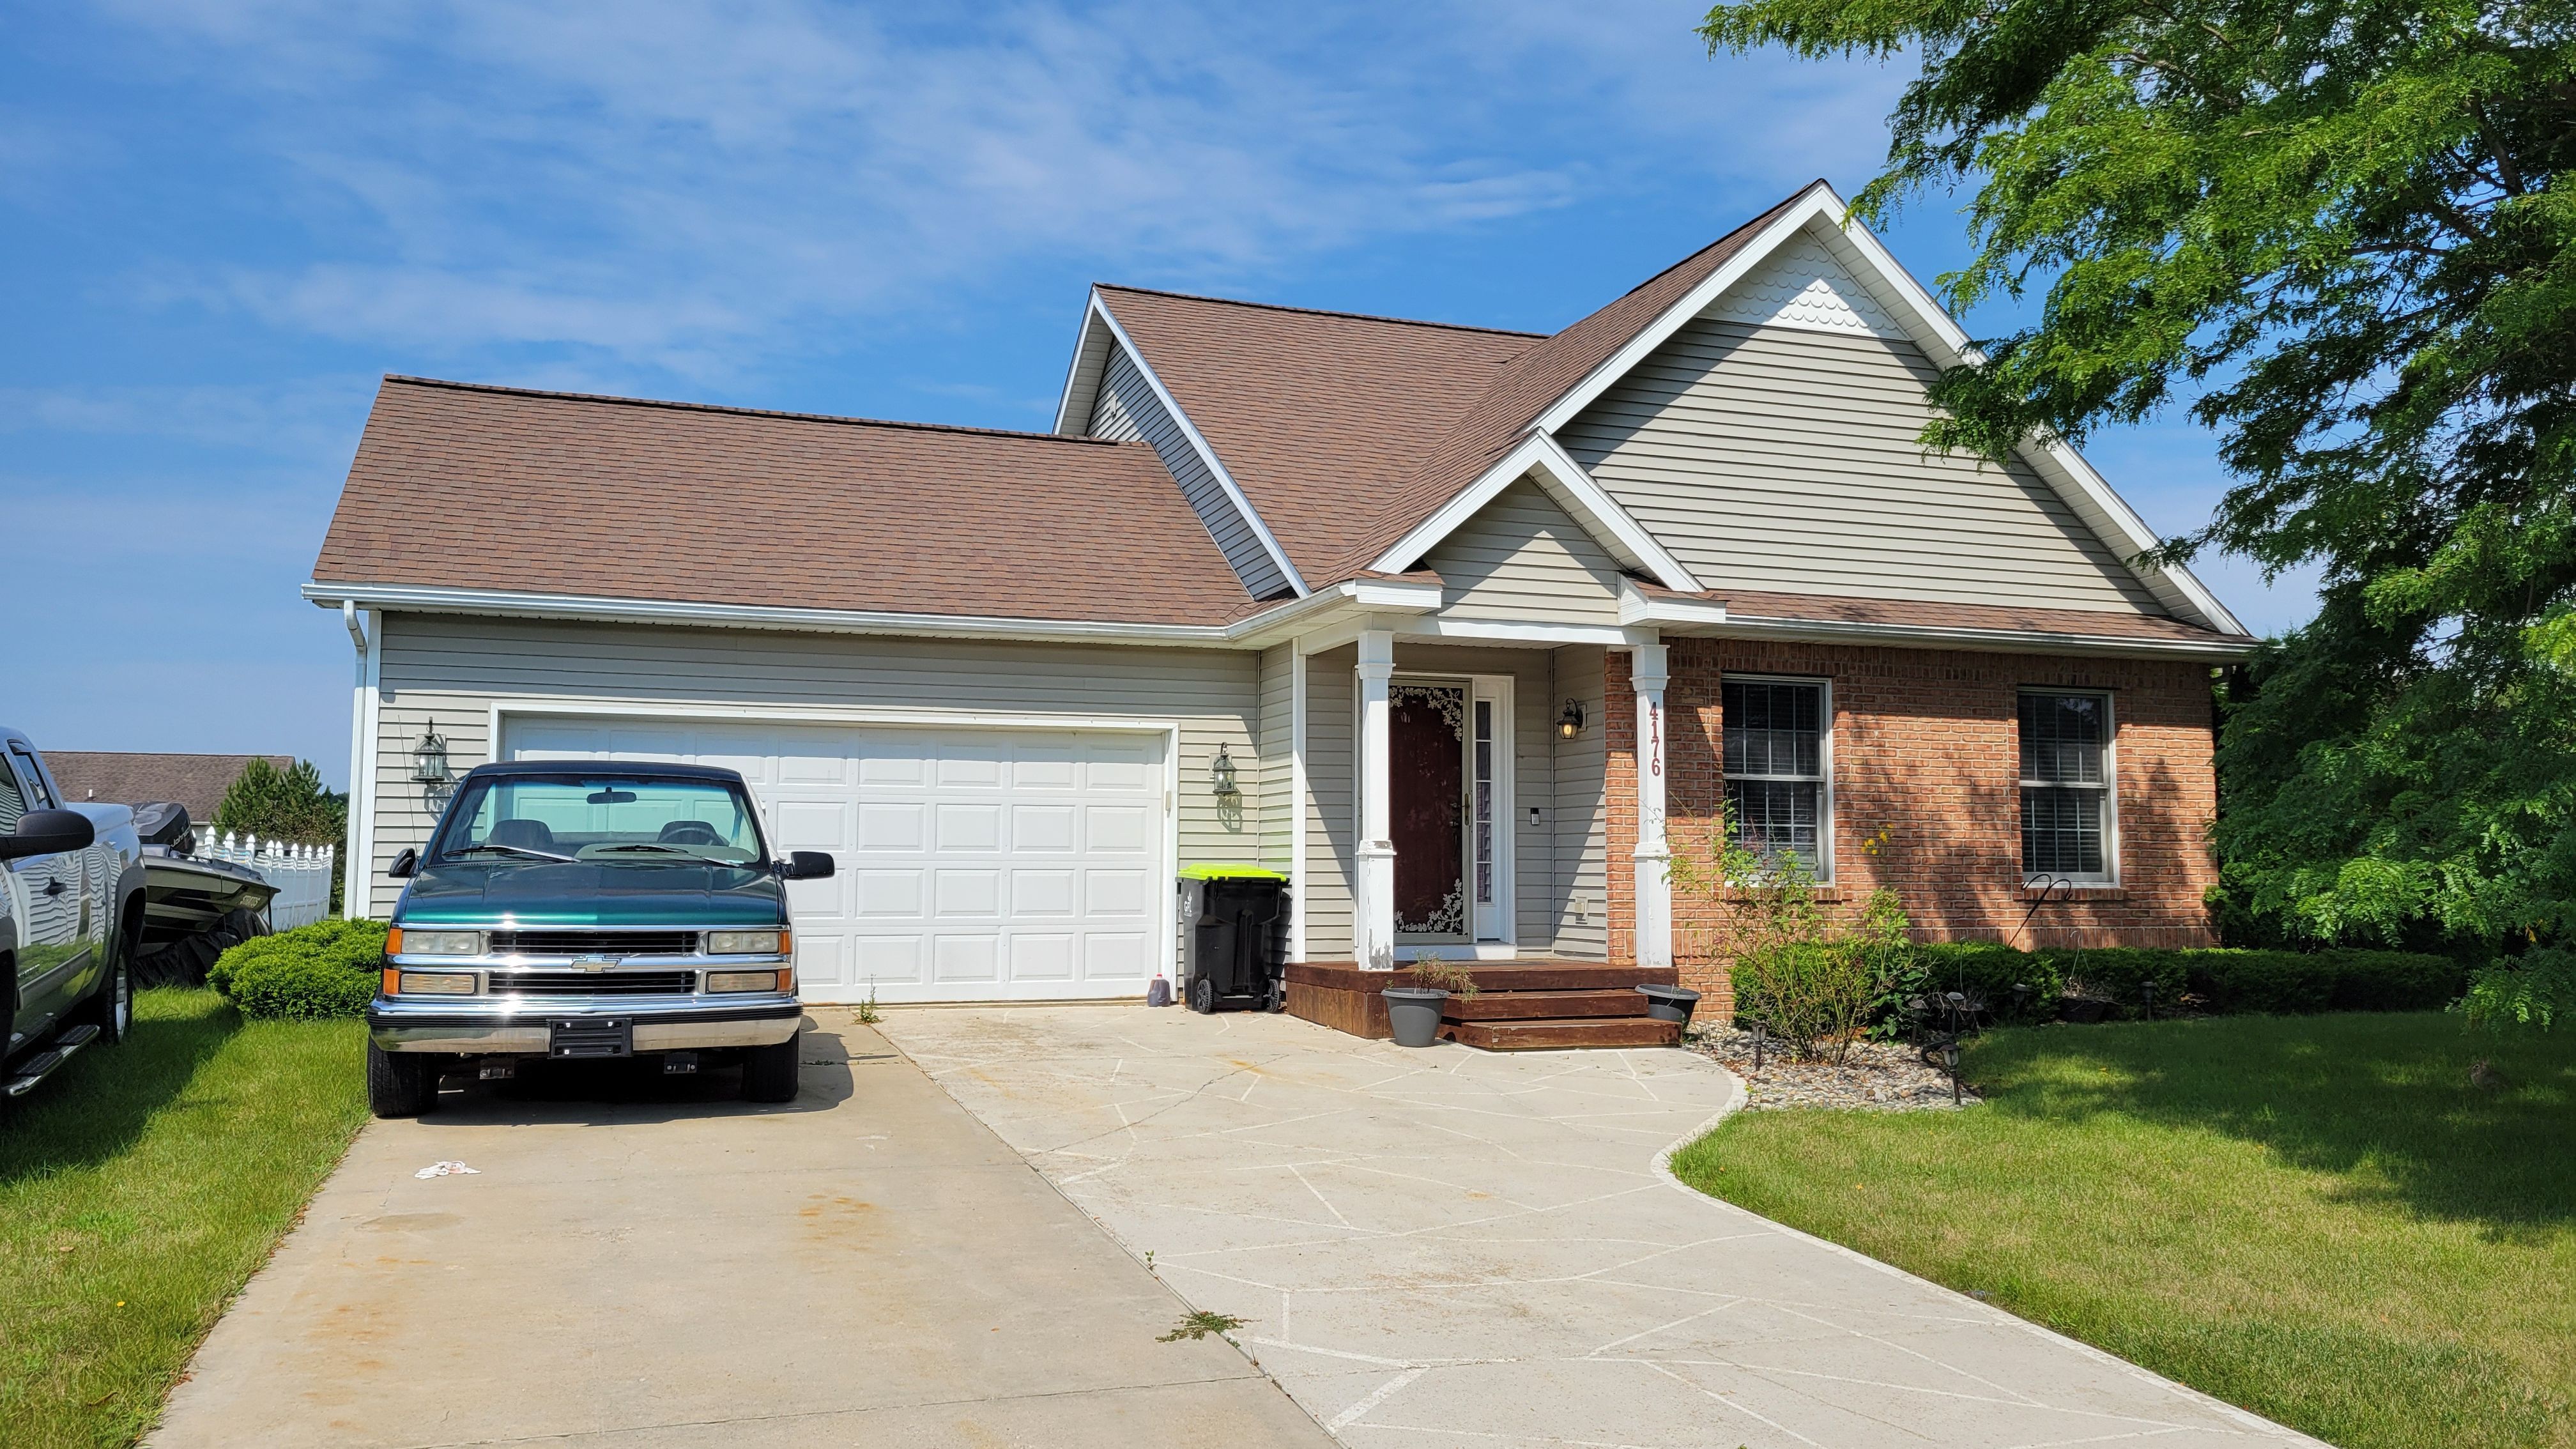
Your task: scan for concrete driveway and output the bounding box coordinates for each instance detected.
[151,1018,1329,1448]
[880,1006,2317,1449]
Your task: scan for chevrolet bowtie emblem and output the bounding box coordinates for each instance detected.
[572,953,616,970]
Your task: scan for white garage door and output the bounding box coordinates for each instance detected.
[503,716,1170,1003]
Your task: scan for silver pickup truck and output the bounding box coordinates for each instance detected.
[3,727,146,1101]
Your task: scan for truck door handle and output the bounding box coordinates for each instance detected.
[43,879,68,896]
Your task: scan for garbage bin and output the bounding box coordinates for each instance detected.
[1177,864,1289,1014]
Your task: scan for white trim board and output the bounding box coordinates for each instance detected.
[1522,181,2246,638]
[1367,431,1701,592]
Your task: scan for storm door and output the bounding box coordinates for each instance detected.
[1389,680,1470,942]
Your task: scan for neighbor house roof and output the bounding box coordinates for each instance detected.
[1092,286,1538,581]
[311,378,1261,627]
[45,752,295,822]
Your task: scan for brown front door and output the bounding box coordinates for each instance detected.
[1390,681,1468,940]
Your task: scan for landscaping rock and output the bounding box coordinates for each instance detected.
[1687,1025,1981,1111]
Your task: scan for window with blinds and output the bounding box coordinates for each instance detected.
[2020,691,2114,882]
[1722,677,1829,877]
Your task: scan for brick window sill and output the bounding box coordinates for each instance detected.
[2020,884,2128,901]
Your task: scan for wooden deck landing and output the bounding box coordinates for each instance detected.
[1284,960,1684,1050]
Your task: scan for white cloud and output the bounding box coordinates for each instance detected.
[84,0,1902,375]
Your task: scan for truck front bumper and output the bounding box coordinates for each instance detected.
[365,993,804,1054]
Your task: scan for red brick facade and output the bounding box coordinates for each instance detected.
[1606,640,2220,1011]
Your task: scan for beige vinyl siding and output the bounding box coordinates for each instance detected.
[1560,318,2165,614]
[1422,477,1627,625]
[1301,643,1356,960]
[362,614,1259,917]
[1551,645,1609,959]
[1087,342,1291,600]
[1256,643,1294,875]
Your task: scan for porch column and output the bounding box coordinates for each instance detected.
[1630,641,1673,970]
[1354,629,1398,969]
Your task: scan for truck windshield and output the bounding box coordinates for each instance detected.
[429,776,767,867]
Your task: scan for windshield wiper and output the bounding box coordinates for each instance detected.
[586,843,734,863]
[447,843,578,863]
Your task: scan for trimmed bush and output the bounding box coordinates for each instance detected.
[1901,942,2465,1021]
[211,917,388,1020]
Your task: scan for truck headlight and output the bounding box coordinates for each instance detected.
[705,930,785,955]
[395,929,484,956]
[705,969,792,993]
[394,971,478,995]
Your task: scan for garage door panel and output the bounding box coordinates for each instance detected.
[934,935,999,981]
[1012,870,1076,916]
[1086,805,1153,853]
[935,802,1003,852]
[505,716,1168,1002]
[856,802,924,851]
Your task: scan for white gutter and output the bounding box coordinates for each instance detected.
[301,576,1440,650]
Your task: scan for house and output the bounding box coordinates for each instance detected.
[45,751,296,828]
[307,181,2253,1011]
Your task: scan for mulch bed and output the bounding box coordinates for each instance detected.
[1687,1025,1982,1111]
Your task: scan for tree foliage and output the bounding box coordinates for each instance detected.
[1703,0,2576,946]
[210,758,347,846]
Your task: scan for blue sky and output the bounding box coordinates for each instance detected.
[2,1,2317,788]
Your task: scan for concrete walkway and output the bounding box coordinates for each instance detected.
[880,1005,2318,1449]
[152,1019,1330,1448]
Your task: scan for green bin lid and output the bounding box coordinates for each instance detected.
[1177,862,1288,881]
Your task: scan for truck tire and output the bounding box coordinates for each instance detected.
[75,930,132,1045]
[367,1040,440,1117]
[740,1036,801,1103]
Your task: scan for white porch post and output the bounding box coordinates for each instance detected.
[1630,640,1673,970]
[1354,629,1398,969]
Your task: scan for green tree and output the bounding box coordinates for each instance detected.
[1701,0,2576,949]
[211,758,347,847]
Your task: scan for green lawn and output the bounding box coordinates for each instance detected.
[1673,1013,2575,1449]
[1,990,367,1448]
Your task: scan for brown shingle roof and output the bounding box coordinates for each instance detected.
[45,753,295,822]
[1094,286,1538,581]
[312,378,1258,626]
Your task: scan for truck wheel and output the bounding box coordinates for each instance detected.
[740,1036,801,1103]
[77,930,134,1045]
[367,1040,440,1118]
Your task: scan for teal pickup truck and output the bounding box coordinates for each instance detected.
[365,760,834,1117]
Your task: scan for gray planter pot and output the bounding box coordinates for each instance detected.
[1636,984,1701,1027]
[1381,986,1448,1048]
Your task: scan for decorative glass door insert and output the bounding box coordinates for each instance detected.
[1388,681,1469,940]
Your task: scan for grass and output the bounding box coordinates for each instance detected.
[1672,1012,2576,1449]
[1,989,367,1448]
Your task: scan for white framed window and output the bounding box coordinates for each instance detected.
[2020,691,2116,883]
[1722,675,1831,880]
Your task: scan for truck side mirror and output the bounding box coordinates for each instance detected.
[0,808,95,861]
[779,850,835,880]
[387,847,418,879]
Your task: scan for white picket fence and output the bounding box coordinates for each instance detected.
[200,833,337,930]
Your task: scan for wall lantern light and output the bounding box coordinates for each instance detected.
[1556,700,1585,740]
[410,727,452,786]
[1209,742,1241,799]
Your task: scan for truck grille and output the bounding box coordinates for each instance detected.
[489,970,698,997]
[487,930,698,957]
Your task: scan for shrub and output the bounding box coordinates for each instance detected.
[211,917,388,1021]
[1671,811,1915,1061]
[2456,950,2573,1032]
[1897,942,2465,1022]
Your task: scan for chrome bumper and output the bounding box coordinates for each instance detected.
[366,993,804,1054]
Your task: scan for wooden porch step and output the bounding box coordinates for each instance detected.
[1444,989,1649,1022]
[1447,1016,1684,1051]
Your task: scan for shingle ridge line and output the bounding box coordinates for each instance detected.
[1092,284,1547,339]
[379,376,1128,446]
